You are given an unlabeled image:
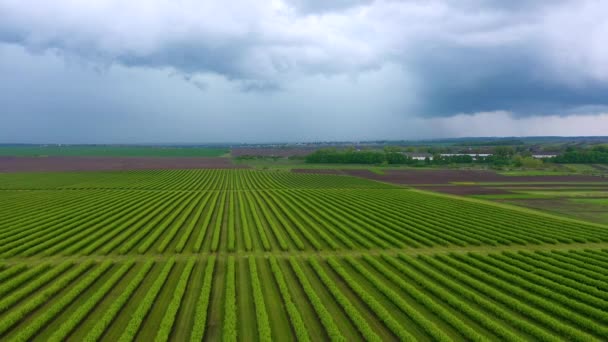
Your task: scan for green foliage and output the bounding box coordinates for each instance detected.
[0,263,73,313]
[49,262,134,342]
[158,193,205,253]
[326,258,417,341]
[361,256,483,341]
[118,260,175,342]
[249,257,272,342]
[11,262,113,342]
[288,258,345,342]
[309,258,382,342]
[382,255,519,341]
[155,260,196,342]
[1,169,608,340]
[237,191,253,251]
[0,262,93,335]
[554,149,608,163]
[268,257,310,342]
[305,148,386,164]
[175,192,214,252]
[190,256,217,342]
[210,192,227,252]
[223,257,237,342]
[228,191,236,251]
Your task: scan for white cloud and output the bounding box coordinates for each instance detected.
[1,1,608,143]
[1,0,606,84]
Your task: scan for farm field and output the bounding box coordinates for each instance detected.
[0,156,241,173]
[474,189,608,225]
[0,146,228,158]
[1,169,608,341]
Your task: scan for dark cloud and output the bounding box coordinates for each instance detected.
[409,45,608,117]
[1,0,608,141]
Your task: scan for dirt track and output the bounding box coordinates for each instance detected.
[0,156,246,172]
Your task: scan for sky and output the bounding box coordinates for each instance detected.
[1,0,608,143]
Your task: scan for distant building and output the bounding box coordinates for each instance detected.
[531,153,558,159]
[440,153,492,160]
[403,152,433,160]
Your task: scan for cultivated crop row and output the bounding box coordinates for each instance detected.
[0,169,394,190]
[1,250,607,340]
[2,187,606,257]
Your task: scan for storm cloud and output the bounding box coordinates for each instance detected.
[0,0,607,142]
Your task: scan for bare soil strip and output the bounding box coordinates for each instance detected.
[0,156,247,173]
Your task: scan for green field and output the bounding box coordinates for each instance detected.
[472,185,608,225]
[1,169,608,341]
[0,146,228,157]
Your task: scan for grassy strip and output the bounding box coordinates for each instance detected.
[190,256,217,342]
[0,265,27,283]
[0,262,92,335]
[462,254,608,329]
[403,254,560,341]
[155,260,196,342]
[250,190,289,250]
[249,257,272,342]
[48,262,134,342]
[211,192,227,252]
[83,261,154,341]
[96,191,184,254]
[500,252,608,302]
[422,255,591,341]
[71,191,179,255]
[0,263,73,313]
[157,193,205,253]
[10,261,112,341]
[192,191,221,252]
[237,191,253,251]
[489,253,608,310]
[228,191,236,251]
[261,191,306,250]
[118,260,175,342]
[268,257,310,341]
[326,257,417,341]
[288,258,345,341]
[351,256,459,342]
[271,190,337,250]
[0,264,50,297]
[243,191,271,251]
[223,256,237,342]
[174,193,213,252]
[381,255,519,341]
[309,258,382,342]
[136,192,199,254]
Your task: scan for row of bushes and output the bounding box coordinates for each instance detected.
[304,149,515,165]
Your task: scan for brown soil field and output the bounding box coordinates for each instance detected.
[291,168,345,175]
[294,168,604,183]
[231,148,316,157]
[293,168,606,195]
[412,185,512,195]
[0,156,246,173]
[342,169,606,184]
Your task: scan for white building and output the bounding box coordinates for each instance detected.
[531,153,558,159]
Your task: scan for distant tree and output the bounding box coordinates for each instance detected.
[513,156,543,168]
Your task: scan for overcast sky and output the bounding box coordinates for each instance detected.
[1,0,608,143]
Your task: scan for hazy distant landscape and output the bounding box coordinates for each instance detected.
[2,1,608,341]
[1,136,608,341]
